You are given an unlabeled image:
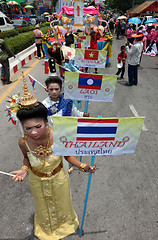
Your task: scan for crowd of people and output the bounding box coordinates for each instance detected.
[1,11,158,240]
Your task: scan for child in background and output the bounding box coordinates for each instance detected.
[115,45,127,79]
[42,76,89,174]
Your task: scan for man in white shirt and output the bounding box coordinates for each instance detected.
[126,33,143,86]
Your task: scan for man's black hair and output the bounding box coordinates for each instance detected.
[45,76,62,89]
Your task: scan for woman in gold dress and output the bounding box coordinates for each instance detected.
[10,101,96,240]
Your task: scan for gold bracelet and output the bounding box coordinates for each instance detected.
[80,163,87,172]
[21,165,29,172]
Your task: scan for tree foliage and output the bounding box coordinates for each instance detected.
[105,0,144,12]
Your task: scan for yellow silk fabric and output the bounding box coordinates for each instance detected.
[27,145,79,240]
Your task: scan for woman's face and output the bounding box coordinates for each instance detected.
[47,83,61,101]
[23,118,47,139]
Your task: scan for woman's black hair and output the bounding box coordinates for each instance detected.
[45,76,62,89]
[65,33,74,46]
[17,102,48,122]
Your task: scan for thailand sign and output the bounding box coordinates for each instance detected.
[53,117,144,156]
[74,49,107,68]
[64,72,117,102]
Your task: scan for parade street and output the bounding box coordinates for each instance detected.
[0,37,158,240]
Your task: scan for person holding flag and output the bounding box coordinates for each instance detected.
[85,28,102,74]
[8,77,96,240]
[42,76,89,174]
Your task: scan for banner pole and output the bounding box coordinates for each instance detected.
[79,155,95,238]
[80,99,89,164]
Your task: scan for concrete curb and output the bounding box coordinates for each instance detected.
[9,43,37,76]
[0,44,37,82]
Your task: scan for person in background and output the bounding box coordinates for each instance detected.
[33,24,45,60]
[108,18,114,35]
[115,45,127,79]
[85,28,102,74]
[126,33,143,86]
[127,24,134,44]
[121,20,126,38]
[0,30,15,85]
[116,20,122,39]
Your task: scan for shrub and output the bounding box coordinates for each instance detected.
[4,25,50,54]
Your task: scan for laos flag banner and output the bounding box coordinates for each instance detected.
[74,49,107,68]
[64,72,117,102]
[53,117,145,156]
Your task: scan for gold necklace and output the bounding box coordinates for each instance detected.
[32,127,51,170]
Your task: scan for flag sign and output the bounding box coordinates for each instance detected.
[78,36,90,47]
[64,72,117,102]
[28,74,36,89]
[84,50,99,60]
[76,118,118,141]
[53,116,145,156]
[56,63,68,82]
[71,42,85,49]
[74,49,107,68]
[78,73,102,90]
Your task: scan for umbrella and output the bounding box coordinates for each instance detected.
[25,5,34,9]
[145,18,158,24]
[117,15,127,20]
[128,17,141,25]
[43,12,49,15]
[7,0,18,5]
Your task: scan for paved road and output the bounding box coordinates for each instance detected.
[0,36,158,240]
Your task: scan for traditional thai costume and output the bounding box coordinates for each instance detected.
[25,141,79,240]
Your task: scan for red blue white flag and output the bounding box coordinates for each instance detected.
[78,73,102,90]
[28,74,36,89]
[76,118,119,141]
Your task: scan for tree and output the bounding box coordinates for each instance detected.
[104,0,144,12]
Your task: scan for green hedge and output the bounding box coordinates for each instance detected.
[4,24,51,54]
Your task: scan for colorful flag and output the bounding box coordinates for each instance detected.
[64,72,117,102]
[53,116,145,156]
[78,73,102,90]
[78,36,90,47]
[28,74,36,89]
[84,50,99,60]
[56,63,68,82]
[74,49,107,68]
[71,42,85,49]
[76,118,119,141]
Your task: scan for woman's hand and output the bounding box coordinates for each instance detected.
[9,170,28,183]
[84,164,96,173]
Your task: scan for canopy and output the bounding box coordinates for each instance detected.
[117,15,127,20]
[128,17,141,25]
[7,0,18,5]
[145,18,158,24]
[131,1,158,14]
[6,0,25,3]
[59,6,100,18]
[25,5,34,9]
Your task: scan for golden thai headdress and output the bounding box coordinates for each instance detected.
[6,72,38,125]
